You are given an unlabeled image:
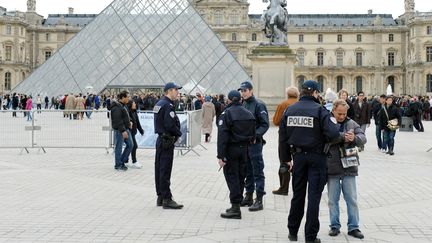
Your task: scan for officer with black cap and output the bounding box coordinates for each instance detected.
[154,82,183,209]
[238,81,269,211]
[217,90,256,219]
[279,80,342,243]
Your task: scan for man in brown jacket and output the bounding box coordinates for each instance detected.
[272,86,299,195]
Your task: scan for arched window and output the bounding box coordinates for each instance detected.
[427,74,432,92]
[317,75,324,92]
[4,72,12,90]
[231,33,237,41]
[214,11,223,26]
[388,76,395,91]
[252,33,257,41]
[230,12,239,25]
[355,76,363,93]
[336,76,343,91]
[297,75,306,88]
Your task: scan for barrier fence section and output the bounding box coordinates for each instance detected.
[0,110,33,149]
[0,109,112,151]
[135,110,203,154]
[1,109,203,154]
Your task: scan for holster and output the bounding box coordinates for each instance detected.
[161,133,176,149]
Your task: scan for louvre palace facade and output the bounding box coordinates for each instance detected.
[1,0,432,96]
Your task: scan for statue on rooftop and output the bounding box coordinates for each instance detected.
[405,0,415,12]
[27,0,36,12]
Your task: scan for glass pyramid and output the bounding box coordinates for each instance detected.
[13,0,250,97]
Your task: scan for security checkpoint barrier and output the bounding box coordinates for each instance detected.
[0,109,112,152]
[0,109,203,155]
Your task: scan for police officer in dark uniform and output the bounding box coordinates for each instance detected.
[217,90,256,219]
[238,81,269,211]
[279,80,342,243]
[154,82,183,209]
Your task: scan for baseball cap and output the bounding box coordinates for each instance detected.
[238,81,253,91]
[164,82,182,92]
[302,80,321,93]
[228,90,241,102]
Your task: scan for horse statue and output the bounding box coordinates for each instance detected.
[261,0,289,45]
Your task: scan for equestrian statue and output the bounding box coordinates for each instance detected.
[261,0,289,45]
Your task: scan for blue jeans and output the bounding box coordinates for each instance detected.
[27,110,32,121]
[114,130,133,168]
[327,176,360,232]
[375,124,384,150]
[245,142,266,195]
[383,130,396,150]
[85,106,92,118]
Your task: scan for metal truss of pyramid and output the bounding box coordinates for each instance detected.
[13,0,250,97]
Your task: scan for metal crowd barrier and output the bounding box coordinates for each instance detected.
[0,109,112,153]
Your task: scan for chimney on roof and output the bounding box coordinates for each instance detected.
[68,7,74,14]
[368,9,373,15]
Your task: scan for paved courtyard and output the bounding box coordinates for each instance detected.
[0,116,432,243]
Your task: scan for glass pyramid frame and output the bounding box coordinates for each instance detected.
[13,0,250,97]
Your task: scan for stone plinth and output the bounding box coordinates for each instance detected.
[247,46,296,110]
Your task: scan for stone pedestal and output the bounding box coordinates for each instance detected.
[247,46,296,110]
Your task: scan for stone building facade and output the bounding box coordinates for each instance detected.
[1,0,431,95]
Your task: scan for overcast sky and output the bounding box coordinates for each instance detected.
[1,0,431,18]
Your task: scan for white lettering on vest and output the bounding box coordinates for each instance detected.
[287,116,314,128]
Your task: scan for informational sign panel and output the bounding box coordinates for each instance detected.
[135,112,187,149]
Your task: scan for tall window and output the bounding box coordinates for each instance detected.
[230,12,239,25]
[4,72,11,90]
[388,76,395,91]
[427,26,432,35]
[336,76,343,91]
[337,34,342,42]
[318,34,323,43]
[356,76,363,93]
[297,75,305,88]
[46,33,50,41]
[336,51,344,67]
[214,11,222,26]
[252,33,257,41]
[427,47,432,62]
[389,34,394,42]
[5,46,12,61]
[388,52,395,66]
[297,51,305,66]
[299,34,304,43]
[317,75,324,91]
[45,51,52,61]
[356,52,362,66]
[317,52,324,66]
[21,27,24,36]
[357,34,362,42]
[427,74,432,92]
[6,25,11,35]
[231,33,237,41]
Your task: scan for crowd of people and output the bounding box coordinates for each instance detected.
[1,83,431,242]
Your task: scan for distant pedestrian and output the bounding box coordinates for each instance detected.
[110,91,133,171]
[202,95,216,142]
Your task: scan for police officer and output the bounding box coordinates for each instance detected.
[279,80,342,243]
[238,81,269,211]
[217,90,256,219]
[154,82,183,209]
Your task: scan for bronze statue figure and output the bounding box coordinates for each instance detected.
[261,0,289,45]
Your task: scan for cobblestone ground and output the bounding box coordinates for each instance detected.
[0,112,431,242]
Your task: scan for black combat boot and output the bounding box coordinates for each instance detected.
[249,194,263,211]
[162,198,184,209]
[221,203,241,219]
[240,193,253,207]
[272,171,290,195]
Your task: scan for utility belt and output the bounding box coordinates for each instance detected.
[158,133,177,149]
[228,142,250,147]
[291,146,324,155]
